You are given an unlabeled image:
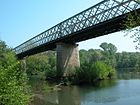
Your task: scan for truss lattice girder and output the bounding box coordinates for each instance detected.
[14,0,140,55]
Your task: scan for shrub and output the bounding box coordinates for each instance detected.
[74,61,116,84]
[0,63,31,105]
[75,64,91,83]
[26,52,57,80]
[0,40,31,105]
[90,61,116,80]
[26,54,48,76]
[45,66,57,79]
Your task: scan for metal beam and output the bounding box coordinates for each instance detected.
[13,0,140,57]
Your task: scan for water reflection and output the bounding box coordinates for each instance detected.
[45,80,117,105]
[30,77,140,105]
[118,72,140,79]
[94,80,117,89]
[46,86,81,105]
[79,80,119,104]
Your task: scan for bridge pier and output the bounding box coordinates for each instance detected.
[56,43,80,78]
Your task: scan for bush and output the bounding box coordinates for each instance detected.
[0,40,31,105]
[75,63,93,83]
[90,61,116,80]
[0,63,31,105]
[74,61,116,84]
[26,53,57,79]
[26,54,48,76]
[45,65,57,79]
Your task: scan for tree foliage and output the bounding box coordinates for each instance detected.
[116,52,140,72]
[0,40,31,105]
[75,61,116,84]
[26,51,57,79]
[124,4,140,49]
[100,42,117,67]
[26,54,49,75]
[91,61,116,80]
[79,42,140,73]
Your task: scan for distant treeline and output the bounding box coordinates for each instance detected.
[79,43,140,73]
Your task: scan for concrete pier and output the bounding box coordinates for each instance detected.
[56,43,80,77]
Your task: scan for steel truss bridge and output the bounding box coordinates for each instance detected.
[14,0,140,59]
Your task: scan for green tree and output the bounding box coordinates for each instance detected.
[75,62,92,83]
[124,1,140,49]
[26,52,57,79]
[100,42,108,52]
[79,49,89,64]
[26,54,49,76]
[74,61,116,84]
[116,52,140,72]
[88,49,103,63]
[0,40,31,105]
[100,42,117,55]
[100,42,117,67]
[90,61,116,80]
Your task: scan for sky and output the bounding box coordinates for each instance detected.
[0,0,139,52]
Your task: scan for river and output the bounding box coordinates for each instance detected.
[30,76,140,105]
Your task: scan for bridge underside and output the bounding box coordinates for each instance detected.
[16,8,140,59]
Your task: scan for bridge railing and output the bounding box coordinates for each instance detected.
[14,0,140,54]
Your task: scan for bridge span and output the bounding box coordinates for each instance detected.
[14,0,140,77]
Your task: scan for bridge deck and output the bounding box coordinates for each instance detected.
[14,0,140,59]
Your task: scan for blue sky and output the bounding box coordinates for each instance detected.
[0,0,139,52]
